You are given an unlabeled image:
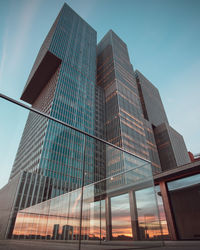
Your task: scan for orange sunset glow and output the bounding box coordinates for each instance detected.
[13,205,166,240]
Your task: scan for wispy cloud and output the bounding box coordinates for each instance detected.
[9,0,41,71]
[0,0,42,95]
[0,29,8,85]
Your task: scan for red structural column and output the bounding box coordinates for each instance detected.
[105,196,112,240]
[159,181,178,240]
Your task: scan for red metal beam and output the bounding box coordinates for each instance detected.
[159,181,178,240]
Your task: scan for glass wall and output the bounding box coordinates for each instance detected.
[12,164,161,242]
[0,94,162,249]
[111,193,132,240]
[154,185,169,239]
[167,174,200,240]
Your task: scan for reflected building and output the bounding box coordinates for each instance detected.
[62,225,73,240]
[11,164,162,241]
[52,224,59,240]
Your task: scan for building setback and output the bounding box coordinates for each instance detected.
[154,123,190,171]
[135,70,190,171]
[0,2,191,240]
[135,70,169,127]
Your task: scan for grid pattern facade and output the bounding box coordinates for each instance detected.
[168,126,190,166]
[135,69,191,172]
[10,67,60,179]
[97,31,149,161]
[94,85,106,182]
[143,119,161,174]
[11,3,97,190]
[135,70,168,127]
[7,171,73,239]
[44,4,96,188]
[97,31,154,181]
[154,123,190,171]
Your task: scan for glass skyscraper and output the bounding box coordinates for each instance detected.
[96,31,163,174]
[3,4,97,238]
[0,2,191,242]
[97,31,148,158]
[11,3,97,190]
[135,70,190,171]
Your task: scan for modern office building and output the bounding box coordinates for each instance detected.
[135,70,169,127]
[0,2,193,242]
[154,123,190,171]
[97,31,149,160]
[10,3,97,187]
[96,31,190,175]
[0,3,97,239]
[135,70,190,171]
[96,30,154,182]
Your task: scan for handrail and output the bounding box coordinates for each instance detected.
[0,92,150,163]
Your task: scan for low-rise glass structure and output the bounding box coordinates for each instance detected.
[12,153,162,243]
[0,94,162,249]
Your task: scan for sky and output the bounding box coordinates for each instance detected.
[0,0,200,189]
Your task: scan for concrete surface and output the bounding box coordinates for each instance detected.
[0,240,200,250]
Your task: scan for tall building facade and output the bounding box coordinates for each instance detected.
[11,3,97,189]
[97,31,164,174]
[97,31,148,158]
[154,123,190,171]
[135,70,190,171]
[0,3,97,239]
[135,70,169,127]
[96,30,158,188]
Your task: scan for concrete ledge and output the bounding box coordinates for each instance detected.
[21,51,61,104]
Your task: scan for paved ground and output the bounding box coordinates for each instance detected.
[0,240,200,250]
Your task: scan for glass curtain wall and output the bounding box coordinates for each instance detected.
[167,175,200,240]
[0,94,163,249]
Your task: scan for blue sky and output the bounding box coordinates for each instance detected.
[0,0,200,188]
